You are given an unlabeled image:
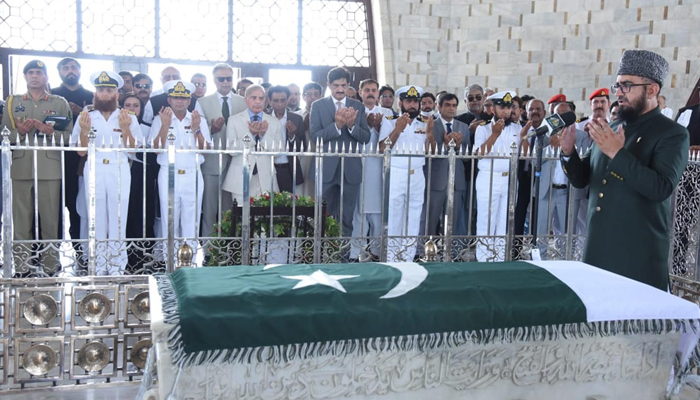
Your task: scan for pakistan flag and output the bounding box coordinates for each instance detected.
[160,261,590,361]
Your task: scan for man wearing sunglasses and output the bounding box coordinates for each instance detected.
[197,64,246,254]
[456,84,492,236]
[132,73,153,105]
[191,73,207,99]
[560,49,689,291]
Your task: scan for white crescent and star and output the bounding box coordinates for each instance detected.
[378,262,428,299]
[264,262,428,298]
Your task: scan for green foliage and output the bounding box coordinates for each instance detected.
[208,191,340,265]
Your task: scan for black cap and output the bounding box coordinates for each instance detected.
[23,60,47,74]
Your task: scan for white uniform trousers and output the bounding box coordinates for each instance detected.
[387,167,424,262]
[83,160,131,275]
[350,187,382,259]
[475,171,509,262]
[158,167,204,263]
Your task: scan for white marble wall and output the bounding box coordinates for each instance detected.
[375,0,700,116]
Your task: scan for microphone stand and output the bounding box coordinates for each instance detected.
[529,129,548,257]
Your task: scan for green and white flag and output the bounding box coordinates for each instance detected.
[156,261,700,368]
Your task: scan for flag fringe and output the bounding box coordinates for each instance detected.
[154,274,700,385]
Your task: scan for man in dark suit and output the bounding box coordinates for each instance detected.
[310,67,371,237]
[268,85,305,193]
[51,58,93,251]
[422,93,469,238]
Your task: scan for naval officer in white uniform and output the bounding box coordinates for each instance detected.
[150,80,211,263]
[473,91,528,261]
[379,85,436,262]
[72,71,142,274]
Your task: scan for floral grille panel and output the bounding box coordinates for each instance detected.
[301,0,371,67]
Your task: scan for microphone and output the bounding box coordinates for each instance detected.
[525,111,577,138]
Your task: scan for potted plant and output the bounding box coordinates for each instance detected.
[208,192,340,265]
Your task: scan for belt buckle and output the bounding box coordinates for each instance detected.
[102,159,110,165]
[409,169,414,175]
[178,169,186,175]
[501,171,508,177]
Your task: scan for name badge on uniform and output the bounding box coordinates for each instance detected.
[415,129,426,134]
[113,128,122,132]
[43,110,57,115]
[184,125,191,129]
[15,104,25,113]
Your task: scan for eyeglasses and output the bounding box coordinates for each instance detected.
[216,76,233,82]
[194,82,206,87]
[610,82,651,94]
[134,83,151,89]
[380,94,394,99]
[467,95,483,102]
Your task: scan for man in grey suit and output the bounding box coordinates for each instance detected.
[422,93,470,238]
[310,67,370,237]
[268,85,305,193]
[534,102,589,257]
[197,63,246,241]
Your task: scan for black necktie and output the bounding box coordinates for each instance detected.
[222,96,229,121]
[252,115,259,175]
[446,122,452,133]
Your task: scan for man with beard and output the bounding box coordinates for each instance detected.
[310,67,370,240]
[560,49,689,290]
[2,60,73,277]
[287,83,302,112]
[150,81,211,264]
[51,58,94,253]
[349,78,393,262]
[132,73,153,105]
[71,71,142,275]
[379,85,435,262]
[420,92,436,119]
[473,91,528,261]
